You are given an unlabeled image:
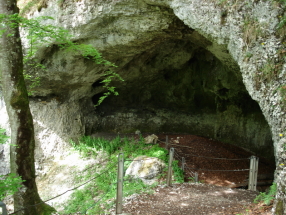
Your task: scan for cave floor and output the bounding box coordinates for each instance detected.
[94,132,275,215]
[155,134,275,189]
[113,183,272,215]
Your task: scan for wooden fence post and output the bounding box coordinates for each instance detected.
[248,156,254,191]
[248,156,259,191]
[167,148,174,186]
[195,172,198,183]
[166,135,169,149]
[116,153,124,214]
[0,201,7,215]
[254,156,259,191]
[182,157,185,172]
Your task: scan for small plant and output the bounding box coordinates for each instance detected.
[242,16,268,47]
[245,52,253,58]
[254,183,277,205]
[0,128,9,144]
[279,85,286,106]
[0,174,25,200]
[0,128,24,200]
[172,160,184,183]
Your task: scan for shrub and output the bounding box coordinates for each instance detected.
[0,128,24,200]
[254,183,277,205]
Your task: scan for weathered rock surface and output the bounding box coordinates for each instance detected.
[125,155,166,185]
[0,0,286,213]
[144,134,158,144]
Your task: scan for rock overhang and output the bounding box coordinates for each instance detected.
[19,0,278,162]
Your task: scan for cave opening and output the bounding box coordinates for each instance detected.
[90,32,274,164]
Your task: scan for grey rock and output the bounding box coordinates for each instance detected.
[125,156,166,185]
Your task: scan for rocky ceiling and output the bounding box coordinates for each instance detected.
[23,3,273,161]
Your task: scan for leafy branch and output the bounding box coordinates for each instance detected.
[0,14,123,104]
[0,128,24,200]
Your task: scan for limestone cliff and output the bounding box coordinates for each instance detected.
[1,0,286,213]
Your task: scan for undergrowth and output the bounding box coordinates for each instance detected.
[254,183,277,206]
[0,128,24,200]
[62,135,183,214]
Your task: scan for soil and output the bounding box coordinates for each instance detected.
[116,183,272,215]
[156,134,275,190]
[107,133,275,215]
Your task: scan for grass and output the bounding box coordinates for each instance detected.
[62,135,183,214]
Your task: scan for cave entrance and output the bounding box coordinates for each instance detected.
[91,31,273,163]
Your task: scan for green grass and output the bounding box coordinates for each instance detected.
[62,135,183,214]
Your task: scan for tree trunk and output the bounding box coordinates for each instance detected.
[0,0,55,214]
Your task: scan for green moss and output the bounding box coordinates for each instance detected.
[275,199,284,215]
[36,203,57,215]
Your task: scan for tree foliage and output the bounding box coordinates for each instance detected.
[0,129,24,201]
[0,14,123,103]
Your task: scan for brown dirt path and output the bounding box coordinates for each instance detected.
[118,183,270,215]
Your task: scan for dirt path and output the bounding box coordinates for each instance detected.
[113,183,270,215]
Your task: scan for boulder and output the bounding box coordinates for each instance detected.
[144,134,158,144]
[125,155,166,185]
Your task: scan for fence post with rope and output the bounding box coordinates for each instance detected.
[169,143,258,188]
[167,148,174,186]
[116,153,124,214]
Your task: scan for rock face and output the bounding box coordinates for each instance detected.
[125,155,166,185]
[0,0,286,213]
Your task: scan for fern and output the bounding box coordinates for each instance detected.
[254,183,277,205]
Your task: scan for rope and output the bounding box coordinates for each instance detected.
[177,153,250,161]
[83,182,116,214]
[124,172,161,181]
[183,167,250,172]
[161,139,250,161]
[9,163,117,215]
[125,155,167,162]
[81,157,111,173]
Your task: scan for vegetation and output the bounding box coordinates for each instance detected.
[0,14,123,103]
[0,129,24,201]
[62,136,184,214]
[254,183,277,206]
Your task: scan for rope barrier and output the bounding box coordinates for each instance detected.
[125,155,167,162]
[160,138,250,161]
[183,165,196,176]
[81,157,111,173]
[174,151,182,161]
[9,163,117,215]
[175,152,250,161]
[124,172,161,181]
[183,167,250,172]
[83,182,116,214]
